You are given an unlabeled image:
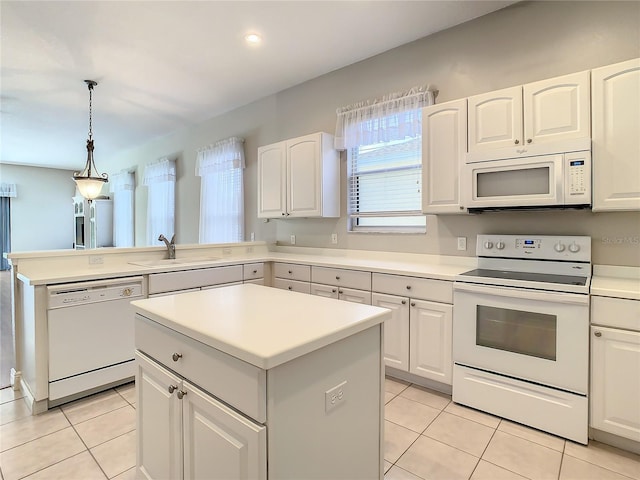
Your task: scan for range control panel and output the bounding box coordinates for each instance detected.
[476,235,591,262]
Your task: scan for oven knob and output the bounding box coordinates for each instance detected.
[496,241,505,250]
[484,241,494,249]
[569,242,580,253]
[554,242,566,253]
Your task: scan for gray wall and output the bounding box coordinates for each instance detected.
[107,0,640,266]
[0,164,76,251]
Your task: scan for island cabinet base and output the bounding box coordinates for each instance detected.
[135,315,384,480]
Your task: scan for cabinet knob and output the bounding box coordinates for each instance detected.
[288,270,293,274]
[335,276,340,280]
[177,390,187,399]
[288,286,293,290]
[332,289,337,293]
[514,139,520,145]
[338,290,343,294]
[594,331,602,337]
[282,213,285,216]
[252,269,258,274]
[406,285,412,290]
[172,353,182,362]
[410,302,416,307]
[168,385,177,394]
[401,300,407,305]
[527,138,532,144]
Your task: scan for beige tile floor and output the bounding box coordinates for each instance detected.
[1,377,639,479]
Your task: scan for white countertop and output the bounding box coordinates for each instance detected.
[591,265,640,301]
[132,283,391,369]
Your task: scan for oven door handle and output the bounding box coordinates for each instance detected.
[453,282,589,305]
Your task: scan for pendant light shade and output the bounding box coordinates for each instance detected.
[73,80,108,199]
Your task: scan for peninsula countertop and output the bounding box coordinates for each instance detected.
[132,283,391,369]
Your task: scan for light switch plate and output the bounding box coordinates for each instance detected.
[290,235,296,245]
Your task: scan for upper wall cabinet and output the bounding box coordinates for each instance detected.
[591,58,640,212]
[467,71,591,163]
[257,132,339,219]
[421,99,467,214]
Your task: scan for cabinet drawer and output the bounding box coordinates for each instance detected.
[243,263,264,280]
[149,265,243,294]
[592,296,640,331]
[135,315,266,423]
[273,278,311,294]
[372,273,452,304]
[273,262,311,282]
[311,266,371,290]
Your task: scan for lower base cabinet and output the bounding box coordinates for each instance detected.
[136,352,266,480]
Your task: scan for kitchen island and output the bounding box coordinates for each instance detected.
[132,283,391,480]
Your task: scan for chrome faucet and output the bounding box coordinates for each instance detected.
[158,234,176,259]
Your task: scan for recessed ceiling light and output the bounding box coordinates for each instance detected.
[244,33,262,45]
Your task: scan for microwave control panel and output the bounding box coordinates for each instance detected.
[568,160,587,194]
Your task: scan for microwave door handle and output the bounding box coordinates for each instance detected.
[454,282,588,305]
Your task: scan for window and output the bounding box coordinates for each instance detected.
[196,137,245,244]
[0,183,16,271]
[335,86,434,232]
[143,158,175,246]
[109,171,135,247]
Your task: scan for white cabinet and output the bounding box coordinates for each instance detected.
[136,351,267,480]
[310,284,371,304]
[372,273,453,385]
[467,71,590,162]
[592,58,640,211]
[257,132,339,218]
[590,295,640,442]
[243,263,265,285]
[148,265,243,296]
[310,266,372,304]
[421,99,467,214]
[272,262,311,294]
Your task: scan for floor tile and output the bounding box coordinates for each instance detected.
[384,461,393,474]
[0,408,69,451]
[0,398,30,425]
[385,391,396,404]
[483,430,562,480]
[115,383,136,405]
[385,377,410,395]
[384,464,423,479]
[396,435,479,480]
[22,451,107,480]
[0,427,85,480]
[424,411,495,457]
[471,460,529,479]
[498,419,565,452]
[111,467,136,480]
[560,454,634,480]
[384,420,420,463]
[565,439,640,479]
[90,430,136,479]
[400,384,451,410]
[74,405,136,448]
[445,402,501,428]
[61,390,128,425]
[0,388,23,405]
[385,395,440,433]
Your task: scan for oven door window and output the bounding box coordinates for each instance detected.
[476,305,557,361]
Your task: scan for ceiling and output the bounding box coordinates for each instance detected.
[1,1,515,171]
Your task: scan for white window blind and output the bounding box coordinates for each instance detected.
[143,158,175,246]
[109,171,135,247]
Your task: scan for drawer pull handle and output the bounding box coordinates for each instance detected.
[594,331,602,337]
[177,390,187,399]
[406,285,412,290]
[172,353,182,362]
[410,302,416,307]
[168,385,177,394]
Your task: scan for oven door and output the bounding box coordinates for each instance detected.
[453,282,589,394]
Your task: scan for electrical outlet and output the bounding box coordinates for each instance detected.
[457,237,467,251]
[325,381,347,413]
[331,233,338,244]
[88,255,104,265]
[250,232,255,241]
[290,235,296,245]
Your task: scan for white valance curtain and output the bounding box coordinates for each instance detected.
[143,157,175,246]
[196,137,245,244]
[0,183,17,198]
[109,171,135,247]
[334,85,435,150]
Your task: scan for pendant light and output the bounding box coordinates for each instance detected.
[73,80,108,199]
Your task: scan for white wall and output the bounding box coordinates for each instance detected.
[0,164,76,251]
[81,1,640,266]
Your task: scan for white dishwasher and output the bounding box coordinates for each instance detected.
[47,276,145,403]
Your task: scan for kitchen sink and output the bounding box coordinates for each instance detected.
[128,257,220,267]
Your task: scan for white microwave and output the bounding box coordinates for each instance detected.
[462,151,591,212]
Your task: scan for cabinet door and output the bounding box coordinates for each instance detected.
[590,326,640,442]
[524,71,590,147]
[422,99,467,213]
[468,86,523,155]
[136,352,183,480]
[257,142,286,218]
[372,293,409,371]
[286,133,322,217]
[409,299,453,384]
[182,381,267,480]
[592,58,640,211]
